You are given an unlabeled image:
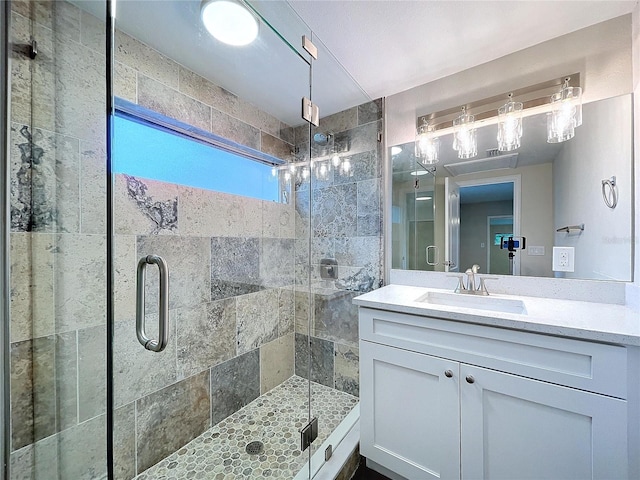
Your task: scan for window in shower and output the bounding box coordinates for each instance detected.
[113,106,285,202]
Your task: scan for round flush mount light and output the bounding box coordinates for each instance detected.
[201,0,258,46]
[410,170,429,176]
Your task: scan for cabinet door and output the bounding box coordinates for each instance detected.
[460,364,628,480]
[360,341,461,479]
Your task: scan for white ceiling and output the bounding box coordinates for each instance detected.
[287,0,637,100]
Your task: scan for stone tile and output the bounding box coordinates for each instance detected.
[312,183,358,238]
[261,200,295,239]
[114,61,138,105]
[137,371,210,473]
[333,149,380,185]
[78,324,106,422]
[295,333,334,388]
[54,331,78,432]
[138,75,211,132]
[356,178,382,236]
[334,236,382,269]
[278,287,295,336]
[176,299,236,379]
[260,334,294,393]
[80,141,106,234]
[280,123,295,145]
[54,234,106,332]
[357,98,383,125]
[80,9,105,52]
[29,1,81,41]
[335,344,360,397]
[10,12,32,126]
[261,132,293,162]
[9,434,59,480]
[294,291,310,336]
[211,237,261,301]
[334,121,380,157]
[114,403,136,480]
[317,108,357,136]
[35,25,106,145]
[57,415,107,480]
[235,98,282,138]
[313,290,360,347]
[116,31,179,89]
[178,66,238,116]
[236,289,279,354]
[211,107,260,151]
[10,233,55,343]
[210,350,260,425]
[11,332,77,451]
[114,235,137,323]
[11,338,53,450]
[260,237,294,288]
[10,124,80,233]
[179,186,248,237]
[115,175,179,235]
[113,316,177,408]
[137,235,211,312]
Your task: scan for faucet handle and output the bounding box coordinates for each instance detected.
[447,274,466,292]
[472,264,481,274]
[476,276,499,295]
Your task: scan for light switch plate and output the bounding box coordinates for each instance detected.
[552,246,575,272]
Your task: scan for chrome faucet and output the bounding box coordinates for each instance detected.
[450,264,492,296]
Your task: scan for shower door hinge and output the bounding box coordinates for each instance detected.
[300,417,318,452]
[377,132,383,142]
[29,38,37,59]
[302,35,318,60]
[302,97,320,127]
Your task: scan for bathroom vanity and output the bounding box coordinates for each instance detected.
[355,285,640,480]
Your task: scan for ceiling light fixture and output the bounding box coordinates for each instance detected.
[453,107,477,159]
[547,77,582,143]
[201,0,258,46]
[415,119,440,164]
[410,170,429,176]
[497,93,523,151]
[416,196,432,201]
[391,146,403,156]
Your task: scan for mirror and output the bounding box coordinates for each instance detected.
[392,94,633,281]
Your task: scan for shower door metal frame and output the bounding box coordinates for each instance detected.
[1,1,11,478]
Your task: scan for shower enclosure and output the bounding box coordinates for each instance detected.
[3,0,383,478]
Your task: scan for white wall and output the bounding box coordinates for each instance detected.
[553,94,633,281]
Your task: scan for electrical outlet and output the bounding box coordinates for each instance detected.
[527,246,545,256]
[552,246,575,272]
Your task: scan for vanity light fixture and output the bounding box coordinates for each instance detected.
[497,93,523,151]
[201,0,259,46]
[547,77,582,143]
[415,119,440,164]
[453,107,477,159]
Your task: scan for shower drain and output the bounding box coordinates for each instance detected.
[245,441,264,455]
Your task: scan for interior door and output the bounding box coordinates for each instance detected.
[444,177,460,272]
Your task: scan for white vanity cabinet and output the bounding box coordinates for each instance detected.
[359,307,629,480]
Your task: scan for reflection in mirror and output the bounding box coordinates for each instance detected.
[392,94,633,281]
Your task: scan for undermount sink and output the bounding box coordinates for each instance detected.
[416,291,528,315]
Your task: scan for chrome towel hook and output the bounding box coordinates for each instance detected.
[601,176,618,209]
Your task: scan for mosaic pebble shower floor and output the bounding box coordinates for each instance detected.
[135,376,358,479]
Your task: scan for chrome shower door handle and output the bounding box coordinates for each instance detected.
[136,255,169,352]
[426,245,440,266]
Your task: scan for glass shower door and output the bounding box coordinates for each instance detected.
[110,1,316,478]
[7,0,110,478]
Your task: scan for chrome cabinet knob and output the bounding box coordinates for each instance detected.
[465,375,475,384]
[444,370,453,378]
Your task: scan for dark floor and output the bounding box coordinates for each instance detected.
[352,457,392,480]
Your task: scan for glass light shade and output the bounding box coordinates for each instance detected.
[453,110,477,159]
[415,122,440,164]
[497,99,523,151]
[201,0,259,46]
[547,84,582,143]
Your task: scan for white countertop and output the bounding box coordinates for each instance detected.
[353,285,640,346]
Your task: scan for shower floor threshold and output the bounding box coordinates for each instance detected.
[135,375,359,479]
